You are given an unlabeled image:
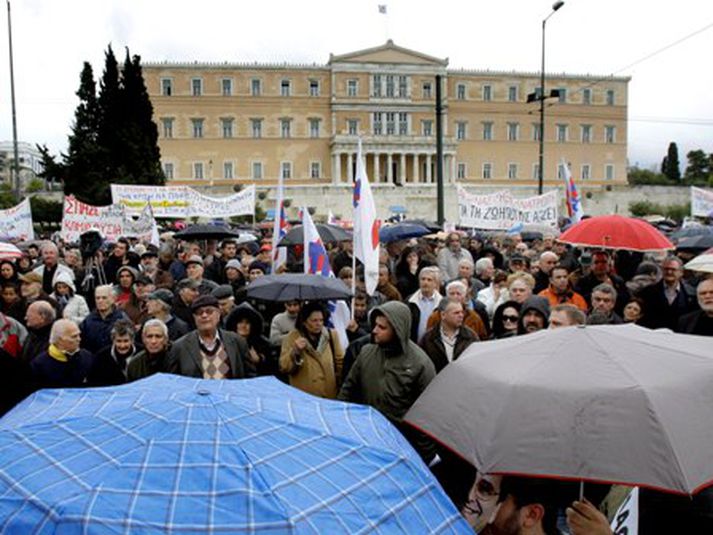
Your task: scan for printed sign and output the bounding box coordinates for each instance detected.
[61,196,124,242]
[185,185,255,218]
[457,186,559,230]
[121,203,157,244]
[0,198,35,241]
[691,186,713,217]
[610,487,638,535]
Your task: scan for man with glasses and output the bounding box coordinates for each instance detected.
[638,256,697,330]
[168,295,250,379]
[574,250,629,314]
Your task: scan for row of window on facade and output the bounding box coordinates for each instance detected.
[163,160,323,181]
[457,162,616,181]
[160,114,617,144]
[158,75,617,105]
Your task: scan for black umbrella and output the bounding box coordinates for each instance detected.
[676,234,713,252]
[400,219,441,233]
[246,273,352,302]
[670,226,713,241]
[277,224,352,246]
[379,223,430,243]
[173,224,242,241]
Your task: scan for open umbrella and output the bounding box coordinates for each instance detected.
[379,223,431,243]
[0,374,467,533]
[174,224,242,241]
[557,215,673,252]
[278,224,352,246]
[670,225,713,241]
[247,273,352,302]
[676,234,713,253]
[405,324,713,495]
[0,242,22,261]
[685,247,713,274]
[400,219,442,233]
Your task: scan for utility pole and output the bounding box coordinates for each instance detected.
[435,74,444,226]
[7,0,21,200]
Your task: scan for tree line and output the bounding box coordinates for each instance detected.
[629,142,713,187]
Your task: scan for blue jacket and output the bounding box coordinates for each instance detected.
[80,308,128,354]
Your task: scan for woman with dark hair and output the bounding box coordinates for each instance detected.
[279,301,343,399]
[0,261,19,285]
[226,302,274,377]
[491,300,522,339]
[0,281,24,322]
[394,245,432,298]
[15,254,32,275]
[623,297,646,324]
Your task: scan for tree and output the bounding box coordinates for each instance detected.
[684,149,711,185]
[627,167,672,186]
[662,142,681,182]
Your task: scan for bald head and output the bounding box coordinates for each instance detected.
[539,251,559,274]
[26,300,56,329]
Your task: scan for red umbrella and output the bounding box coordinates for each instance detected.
[558,215,674,252]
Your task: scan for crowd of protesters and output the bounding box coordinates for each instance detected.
[1,225,712,534]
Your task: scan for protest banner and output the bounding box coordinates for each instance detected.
[121,203,158,245]
[610,487,638,535]
[61,196,124,242]
[457,186,559,230]
[691,186,713,217]
[0,198,35,241]
[185,185,255,218]
[111,184,190,218]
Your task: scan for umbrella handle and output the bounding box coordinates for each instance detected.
[579,480,584,501]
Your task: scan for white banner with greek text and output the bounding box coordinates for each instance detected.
[457,186,559,230]
[691,186,713,217]
[61,196,125,242]
[0,198,35,241]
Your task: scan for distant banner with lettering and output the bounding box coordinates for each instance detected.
[61,196,124,242]
[0,198,35,241]
[457,186,559,230]
[691,186,713,217]
[111,184,255,218]
[122,203,157,244]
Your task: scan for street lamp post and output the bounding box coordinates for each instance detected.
[535,1,565,195]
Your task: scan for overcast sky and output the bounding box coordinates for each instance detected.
[1,0,712,170]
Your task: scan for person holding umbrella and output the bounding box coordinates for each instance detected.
[279,301,343,399]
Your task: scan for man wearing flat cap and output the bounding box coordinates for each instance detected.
[185,255,219,295]
[168,295,251,379]
[145,288,190,342]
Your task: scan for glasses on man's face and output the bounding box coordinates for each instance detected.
[502,315,519,323]
[194,308,217,317]
[474,478,500,501]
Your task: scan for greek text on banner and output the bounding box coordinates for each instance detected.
[0,198,35,241]
[457,186,559,230]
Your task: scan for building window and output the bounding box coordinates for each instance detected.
[581,124,592,144]
[456,121,467,141]
[160,78,172,96]
[482,163,492,180]
[457,83,466,100]
[373,112,383,135]
[191,118,204,138]
[398,75,408,98]
[373,74,382,97]
[221,118,234,139]
[532,123,541,141]
[605,125,616,144]
[309,118,320,138]
[347,119,358,135]
[508,85,518,102]
[482,85,492,101]
[422,82,432,99]
[557,88,567,103]
[532,164,540,180]
[223,161,234,179]
[347,79,358,97]
[310,161,321,179]
[251,118,262,139]
[558,162,570,181]
[309,79,320,97]
[161,118,174,138]
[581,164,591,180]
[398,112,408,135]
[385,112,396,135]
[482,122,493,141]
[221,78,233,96]
[280,118,291,138]
[251,78,262,96]
[422,120,433,136]
[605,164,615,180]
[457,163,466,179]
[281,161,292,180]
[191,78,203,96]
[193,162,204,180]
[280,79,291,97]
[252,162,263,180]
[606,89,615,105]
[508,163,518,179]
[163,162,174,179]
[557,124,568,143]
[583,88,592,105]
[386,75,395,98]
[507,122,519,141]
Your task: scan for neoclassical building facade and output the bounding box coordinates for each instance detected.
[143,41,629,190]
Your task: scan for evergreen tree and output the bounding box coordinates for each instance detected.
[663,142,681,182]
[684,150,711,185]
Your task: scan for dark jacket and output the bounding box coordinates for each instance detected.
[127,347,171,382]
[517,296,551,334]
[87,345,134,386]
[574,272,630,314]
[676,310,713,336]
[225,303,275,376]
[420,324,478,373]
[20,323,52,364]
[168,329,251,379]
[29,348,95,390]
[638,280,699,331]
[171,294,196,329]
[492,300,522,339]
[79,308,128,354]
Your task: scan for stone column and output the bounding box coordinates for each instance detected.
[374,153,380,183]
[450,154,457,183]
[333,153,341,184]
[387,153,393,183]
[426,154,432,183]
[347,153,354,182]
[412,153,419,184]
[400,153,406,184]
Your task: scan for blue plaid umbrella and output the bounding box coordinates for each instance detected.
[0,374,468,534]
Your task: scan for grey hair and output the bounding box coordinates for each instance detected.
[49,319,78,345]
[419,266,441,282]
[445,280,467,294]
[475,257,493,276]
[142,318,168,338]
[592,283,618,302]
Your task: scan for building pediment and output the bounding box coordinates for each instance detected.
[329,40,448,67]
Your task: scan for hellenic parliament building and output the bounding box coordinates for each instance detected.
[143,40,629,206]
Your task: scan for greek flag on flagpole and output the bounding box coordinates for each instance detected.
[272,175,289,271]
[302,208,350,351]
[353,139,381,296]
[561,158,584,223]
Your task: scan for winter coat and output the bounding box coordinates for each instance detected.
[279,327,343,399]
[51,271,90,324]
[79,308,129,355]
[420,324,478,373]
[127,347,171,382]
[226,303,275,376]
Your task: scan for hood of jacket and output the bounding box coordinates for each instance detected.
[53,270,76,293]
[518,296,550,333]
[225,302,264,339]
[369,300,412,352]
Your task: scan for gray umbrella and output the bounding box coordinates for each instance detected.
[246,273,352,302]
[405,324,713,495]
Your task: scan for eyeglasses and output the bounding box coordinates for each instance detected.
[474,478,500,501]
[194,308,217,317]
[502,315,519,323]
